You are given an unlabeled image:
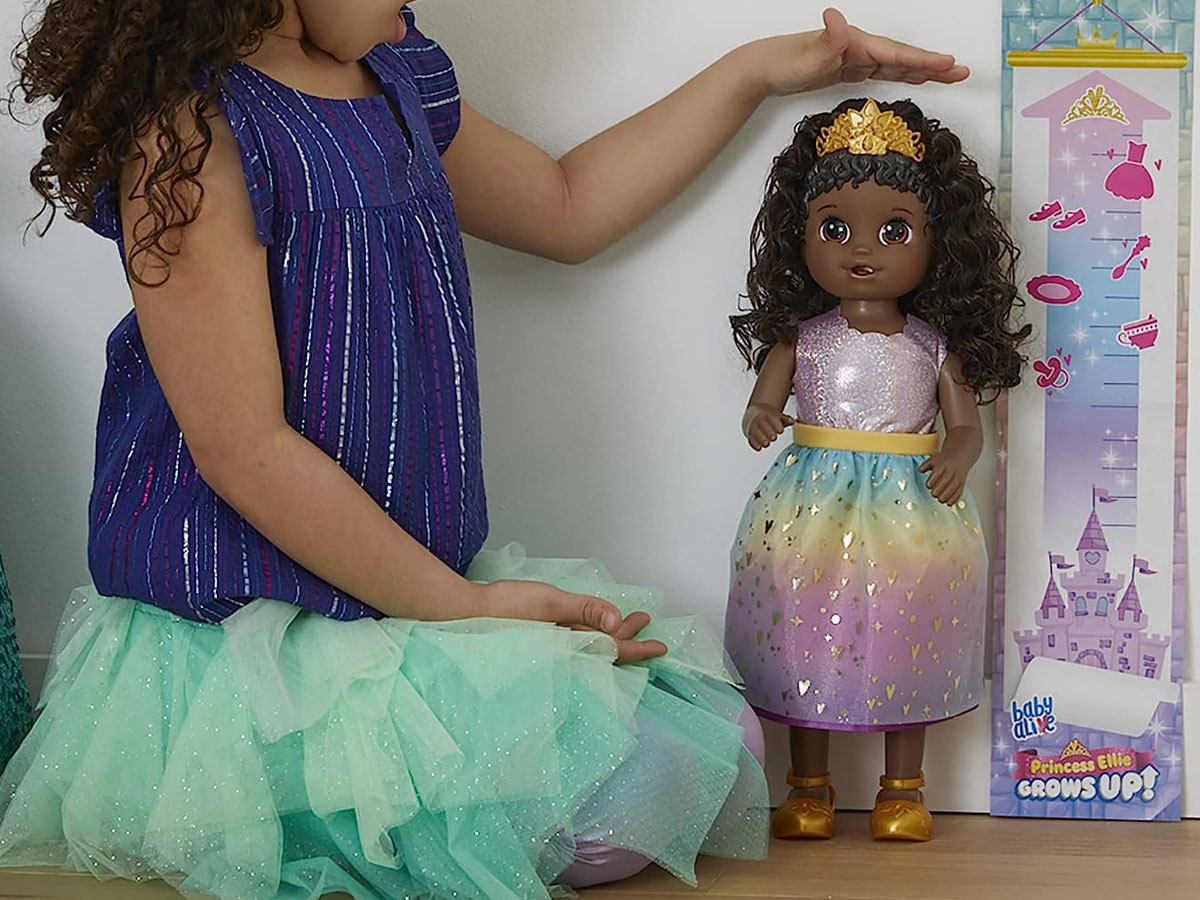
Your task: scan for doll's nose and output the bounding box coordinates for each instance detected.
[851,243,874,258]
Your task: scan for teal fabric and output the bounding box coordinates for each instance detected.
[0,549,33,773]
[0,545,767,900]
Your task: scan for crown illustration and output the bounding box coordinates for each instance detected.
[1077,25,1119,48]
[1061,84,1129,126]
[1060,739,1092,760]
[816,99,925,163]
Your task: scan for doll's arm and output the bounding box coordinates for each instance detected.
[742,342,797,451]
[918,352,982,506]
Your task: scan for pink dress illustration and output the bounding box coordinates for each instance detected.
[1105,141,1155,201]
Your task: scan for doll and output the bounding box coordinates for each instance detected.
[725,99,1029,842]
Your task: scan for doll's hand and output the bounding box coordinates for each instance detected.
[918,452,969,507]
[744,405,796,451]
[743,8,969,98]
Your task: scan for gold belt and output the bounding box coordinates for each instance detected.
[792,423,939,456]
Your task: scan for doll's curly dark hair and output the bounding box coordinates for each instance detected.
[731,98,1031,402]
[9,0,284,285]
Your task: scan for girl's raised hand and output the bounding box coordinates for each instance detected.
[479,580,668,665]
[746,7,970,98]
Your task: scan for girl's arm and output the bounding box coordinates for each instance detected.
[743,342,797,451]
[920,352,983,506]
[119,113,662,660]
[442,9,967,264]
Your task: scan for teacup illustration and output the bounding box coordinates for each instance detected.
[1117,314,1158,351]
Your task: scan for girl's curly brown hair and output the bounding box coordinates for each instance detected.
[10,0,284,284]
[732,98,1031,402]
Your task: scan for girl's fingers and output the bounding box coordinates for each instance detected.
[616,639,669,665]
[614,611,652,640]
[553,593,622,634]
[820,7,852,55]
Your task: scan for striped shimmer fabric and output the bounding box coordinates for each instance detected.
[85,9,484,622]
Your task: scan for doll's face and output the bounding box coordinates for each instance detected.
[295,0,408,61]
[803,178,932,302]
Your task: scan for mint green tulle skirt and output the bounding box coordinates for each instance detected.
[0,545,768,900]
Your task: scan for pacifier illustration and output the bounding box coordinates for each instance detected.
[1033,349,1071,394]
[1116,314,1158,352]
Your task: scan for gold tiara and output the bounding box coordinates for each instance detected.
[815,100,925,163]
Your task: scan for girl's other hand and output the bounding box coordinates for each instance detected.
[744,7,970,98]
[744,405,796,451]
[479,581,669,665]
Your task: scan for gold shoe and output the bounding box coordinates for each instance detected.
[870,772,932,842]
[771,770,836,840]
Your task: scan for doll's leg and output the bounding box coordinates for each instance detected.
[770,727,835,839]
[558,702,765,889]
[787,727,830,798]
[880,727,925,801]
[870,727,932,842]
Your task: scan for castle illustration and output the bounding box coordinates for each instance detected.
[1014,492,1170,681]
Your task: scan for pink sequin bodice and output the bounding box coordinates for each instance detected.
[793,308,947,434]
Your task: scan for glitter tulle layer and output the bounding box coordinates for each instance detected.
[725,439,988,732]
[0,545,767,900]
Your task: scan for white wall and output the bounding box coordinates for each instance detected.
[0,0,1195,814]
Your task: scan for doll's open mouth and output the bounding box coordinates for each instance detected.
[849,266,877,278]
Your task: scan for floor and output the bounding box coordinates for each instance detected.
[0,813,1196,900]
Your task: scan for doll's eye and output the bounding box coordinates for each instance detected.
[879,219,913,246]
[820,218,850,244]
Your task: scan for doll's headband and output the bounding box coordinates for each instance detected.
[815,99,925,163]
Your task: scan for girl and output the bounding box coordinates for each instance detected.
[0,3,968,898]
[726,99,1029,842]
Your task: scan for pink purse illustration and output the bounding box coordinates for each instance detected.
[1105,141,1155,201]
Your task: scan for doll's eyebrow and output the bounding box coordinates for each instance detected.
[891,207,916,215]
[816,204,838,213]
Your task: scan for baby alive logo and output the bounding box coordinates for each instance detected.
[1010,695,1056,742]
